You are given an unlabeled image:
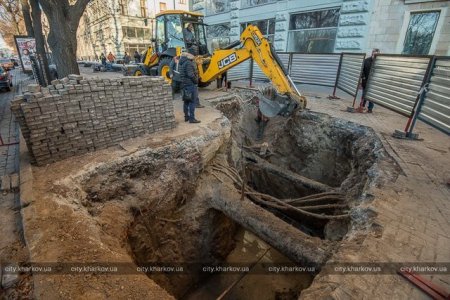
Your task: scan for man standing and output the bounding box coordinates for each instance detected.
[107,52,115,63]
[100,53,107,66]
[123,52,131,64]
[179,51,200,123]
[134,50,141,63]
[360,48,380,113]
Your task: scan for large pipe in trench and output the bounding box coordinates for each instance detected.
[203,181,332,268]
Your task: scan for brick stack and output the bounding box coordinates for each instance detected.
[11,75,176,166]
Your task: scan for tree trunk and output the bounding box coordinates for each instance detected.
[21,0,34,36]
[29,0,52,85]
[39,0,90,78]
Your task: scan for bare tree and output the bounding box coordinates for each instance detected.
[30,0,51,84]
[0,0,25,48]
[39,0,91,77]
[21,0,34,36]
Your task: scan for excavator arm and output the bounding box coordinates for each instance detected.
[198,25,306,110]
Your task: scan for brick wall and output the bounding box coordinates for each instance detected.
[11,75,176,166]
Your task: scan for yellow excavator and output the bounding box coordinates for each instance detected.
[134,10,306,116]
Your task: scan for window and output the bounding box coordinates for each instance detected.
[287,8,340,53]
[166,15,184,48]
[241,19,275,43]
[179,0,186,4]
[160,2,167,11]
[123,27,149,39]
[127,27,136,38]
[128,0,141,16]
[206,23,231,50]
[205,0,230,16]
[125,43,152,54]
[140,0,147,18]
[402,11,440,55]
[241,0,276,9]
[119,0,127,15]
[136,28,144,38]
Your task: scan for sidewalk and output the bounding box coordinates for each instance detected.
[0,70,33,297]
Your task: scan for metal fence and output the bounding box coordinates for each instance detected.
[227,59,251,81]
[364,55,432,117]
[252,53,290,81]
[334,53,365,103]
[290,53,340,86]
[413,58,450,135]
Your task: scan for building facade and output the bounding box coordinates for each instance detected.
[77,0,189,60]
[193,0,450,56]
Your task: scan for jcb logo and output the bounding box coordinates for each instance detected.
[252,32,261,46]
[218,53,237,69]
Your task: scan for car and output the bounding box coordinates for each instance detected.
[0,58,14,70]
[0,66,13,91]
[11,58,19,67]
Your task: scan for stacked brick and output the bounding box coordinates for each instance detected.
[11,75,176,166]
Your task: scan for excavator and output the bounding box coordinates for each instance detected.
[134,10,306,116]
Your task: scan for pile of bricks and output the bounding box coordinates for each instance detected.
[11,75,176,166]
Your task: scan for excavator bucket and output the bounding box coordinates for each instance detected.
[257,86,298,118]
[258,94,282,118]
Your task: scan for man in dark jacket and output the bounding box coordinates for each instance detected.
[179,52,200,123]
[361,48,379,113]
[134,51,141,63]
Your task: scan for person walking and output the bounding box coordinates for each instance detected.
[360,48,380,113]
[107,52,115,63]
[100,53,107,66]
[123,52,131,64]
[179,51,200,123]
[134,50,141,63]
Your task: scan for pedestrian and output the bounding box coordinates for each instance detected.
[134,51,141,63]
[107,52,115,63]
[360,48,380,113]
[94,53,99,61]
[179,51,200,123]
[123,52,131,64]
[100,53,107,66]
[169,55,181,96]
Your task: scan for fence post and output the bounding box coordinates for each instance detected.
[332,53,344,97]
[287,53,293,75]
[249,58,254,88]
[352,53,366,108]
[407,56,436,137]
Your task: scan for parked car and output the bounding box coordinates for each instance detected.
[0,58,14,70]
[11,58,19,67]
[0,66,12,91]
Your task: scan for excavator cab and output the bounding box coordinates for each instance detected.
[149,11,209,81]
[155,11,209,55]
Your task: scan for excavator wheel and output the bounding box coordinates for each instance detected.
[158,57,173,85]
[133,66,149,76]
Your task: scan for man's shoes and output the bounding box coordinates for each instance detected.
[367,109,373,113]
[189,119,201,123]
[196,104,205,108]
[184,116,189,122]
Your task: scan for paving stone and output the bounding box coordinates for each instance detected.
[11,76,175,166]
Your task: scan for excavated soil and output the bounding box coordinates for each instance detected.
[23,93,400,299]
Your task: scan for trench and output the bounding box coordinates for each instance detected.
[78,92,395,299]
